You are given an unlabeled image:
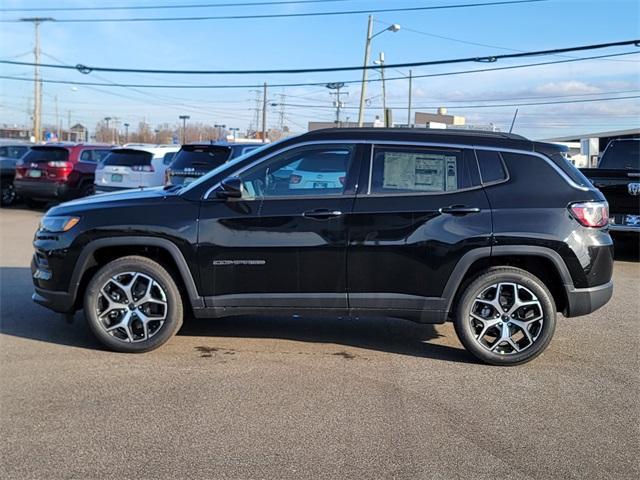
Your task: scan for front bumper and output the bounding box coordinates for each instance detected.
[32,287,75,313]
[564,281,613,317]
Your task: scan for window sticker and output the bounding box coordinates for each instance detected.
[382,152,457,191]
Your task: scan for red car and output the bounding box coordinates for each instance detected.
[14,143,113,207]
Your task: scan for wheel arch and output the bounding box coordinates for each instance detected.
[70,237,203,312]
[444,246,572,317]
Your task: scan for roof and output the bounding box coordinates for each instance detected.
[113,145,180,155]
[297,128,533,150]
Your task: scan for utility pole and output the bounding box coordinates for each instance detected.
[124,122,130,143]
[249,89,262,134]
[326,83,347,127]
[21,17,53,142]
[375,52,387,127]
[276,94,286,131]
[54,94,60,140]
[261,82,267,143]
[67,110,71,141]
[407,69,413,127]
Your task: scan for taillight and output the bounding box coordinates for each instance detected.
[164,168,172,185]
[338,176,345,185]
[289,174,302,184]
[132,165,154,172]
[46,161,73,178]
[570,201,609,228]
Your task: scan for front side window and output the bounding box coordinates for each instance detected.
[239,144,355,198]
[370,146,475,194]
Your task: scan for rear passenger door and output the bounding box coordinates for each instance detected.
[347,143,493,316]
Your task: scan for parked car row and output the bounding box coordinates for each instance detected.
[0,141,263,208]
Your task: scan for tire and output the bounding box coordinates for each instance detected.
[83,255,183,353]
[1,181,16,206]
[23,197,46,209]
[79,183,95,198]
[453,267,557,366]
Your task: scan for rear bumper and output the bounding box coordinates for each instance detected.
[564,281,613,317]
[14,179,71,200]
[609,224,640,233]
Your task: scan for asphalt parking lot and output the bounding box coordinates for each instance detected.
[1,205,638,480]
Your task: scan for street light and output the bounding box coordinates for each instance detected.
[123,122,130,144]
[214,124,226,141]
[228,127,239,141]
[178,115,190,144]
[357,16,400,127]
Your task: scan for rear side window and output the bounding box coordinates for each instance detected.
[370,146,475,194]
[170,146,231,169]
[476,150,507,183]
[103,150,153,167]
[547,152,591,188]
[22,147,69,163]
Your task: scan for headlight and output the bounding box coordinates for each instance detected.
[39,216,80,233]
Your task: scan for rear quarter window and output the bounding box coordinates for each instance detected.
[476,150,508,184]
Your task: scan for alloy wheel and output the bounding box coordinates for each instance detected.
[96,272,168,343]
[468,282,544,355]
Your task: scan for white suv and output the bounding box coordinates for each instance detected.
[95,145,179,193]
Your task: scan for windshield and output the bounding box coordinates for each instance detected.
[180,140,285,194]
[599,140,640,170]
[171,145,231,170]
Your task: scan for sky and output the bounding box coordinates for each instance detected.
[0,0,639,140]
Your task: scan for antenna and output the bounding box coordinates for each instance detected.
[509,108,519,134]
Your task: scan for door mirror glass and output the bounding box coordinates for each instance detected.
[216,176,243,199]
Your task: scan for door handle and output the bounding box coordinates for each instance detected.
[302,209,343,220]
[439,205,481,215]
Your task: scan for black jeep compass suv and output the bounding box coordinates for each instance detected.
[31,129,614,365]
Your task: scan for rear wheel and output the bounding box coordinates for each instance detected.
[84,256,183,353]
[79,183,95,198]
[454,267,557,366]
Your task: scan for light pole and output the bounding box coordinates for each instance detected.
[228,127,239,141]
[214,124,226,141]
[357,17,400,127]
[178,115,190,144]
[103,117,111,144]
[123,122,130,144]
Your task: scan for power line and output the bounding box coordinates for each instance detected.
[2,39,638,75]
[274,95,640,109]
[0,0,354,13]
[0,51,637,89]
[1,0,550,23]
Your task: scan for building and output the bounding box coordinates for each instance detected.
[543,128,640,168]
[414,107,466,129]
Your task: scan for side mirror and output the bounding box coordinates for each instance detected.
[216,176,243,199]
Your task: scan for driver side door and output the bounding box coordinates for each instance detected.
[198,142,362,312]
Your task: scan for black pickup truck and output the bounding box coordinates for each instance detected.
[581,138,640,235]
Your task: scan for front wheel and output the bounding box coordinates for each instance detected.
[454,267,557,366]
[84,256,183,353]
[1,182,16,206]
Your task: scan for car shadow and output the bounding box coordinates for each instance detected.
[0,266,475,363]
[612,235,639,262]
